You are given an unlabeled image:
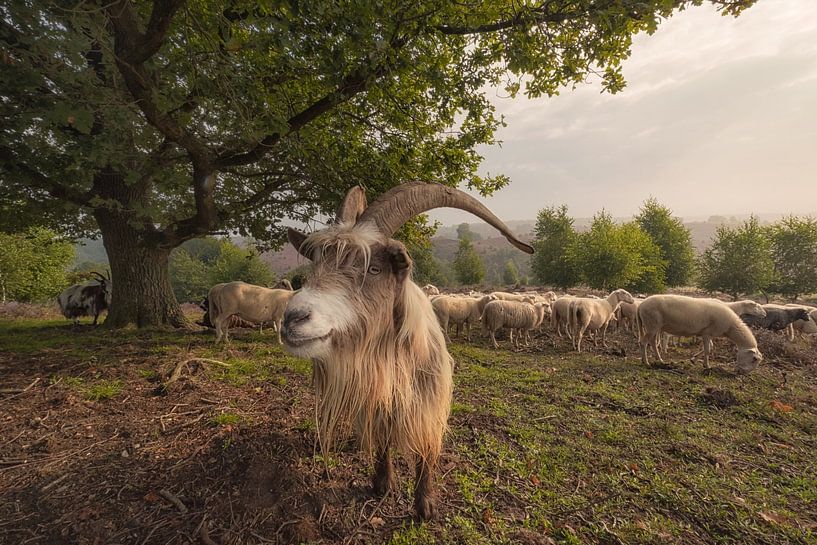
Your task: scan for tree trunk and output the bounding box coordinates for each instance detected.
[93,170,191,329]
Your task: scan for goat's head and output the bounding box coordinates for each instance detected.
[282,182,533,360]
[90,271,112,301]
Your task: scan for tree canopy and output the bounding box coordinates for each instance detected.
[0,0,757,326]
[0,228,75,302]
[767,216,817,300]
[635,197,695,287]
[698,216,774,299]
[530,205,580,289]
[453,238,485,285]
[573,211,666,292]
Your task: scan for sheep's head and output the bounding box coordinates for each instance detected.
[736,347,763,374]
[281,183,533,360]
[745,301,766,317]
[610,289,635,305]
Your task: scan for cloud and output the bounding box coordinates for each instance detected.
[430,0,817,225]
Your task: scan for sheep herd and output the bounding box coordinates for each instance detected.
[423,283,815,374]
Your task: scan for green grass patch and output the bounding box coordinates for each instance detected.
[211,412,242,426]
[83,379,123,401]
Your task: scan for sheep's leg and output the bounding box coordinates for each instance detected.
[640,335,650,366]
[441,318,451,343]
[372,447,394,496]
[787,323,795,342]
[702,336,711,370]
[490,329,499,349]
[214,319,223,343]
[464,321,471,342]
[276,320,283,344]
[414,456,437,521]
[577,324,586,352]
[92,312,99,326]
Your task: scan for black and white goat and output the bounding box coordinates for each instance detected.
[57,271,111,325]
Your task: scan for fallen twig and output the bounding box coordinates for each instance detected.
[0,377,41,401]
[200,522,221,545]
[159,488,188,514]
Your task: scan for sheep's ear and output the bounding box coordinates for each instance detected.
[287,228,311,260]
[337,186,367,224]
[386,242,412,283]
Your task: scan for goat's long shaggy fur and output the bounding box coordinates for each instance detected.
[303,225,453,462]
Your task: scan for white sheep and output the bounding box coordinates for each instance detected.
[637,295,763,373]
[676,299,767,360]
[208,281,295,343]
[550,295,576,339]
[422,284,440,296]
[431,294,495,342]
[569,289,635,352]
[616,298,643,339]
[489,291,537,304]
[481,300,548,349]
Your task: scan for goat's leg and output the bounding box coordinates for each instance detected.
[372,447,394,496]
[414,456,437,521]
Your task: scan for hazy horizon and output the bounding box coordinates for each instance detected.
[429,0,817,226]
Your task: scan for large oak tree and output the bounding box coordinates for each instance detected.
[0,0,755,327]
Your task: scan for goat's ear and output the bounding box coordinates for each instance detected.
[287,228,311,259]
[337,186,367,224]
[387,242,412,283]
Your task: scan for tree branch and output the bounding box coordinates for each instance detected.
[0,146,93,207]
[215,45,403,169]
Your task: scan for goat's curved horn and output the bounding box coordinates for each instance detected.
[336,186,367,224]
[357,182,533,254]
[90,271,106,282]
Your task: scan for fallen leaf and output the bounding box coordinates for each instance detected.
[629,463,639,474]
[770,401,793,413]
[759,511,787,525]
[143,492,160,503]
[482,508,494,526]
[529,474,541,486]
[584,431,594,439]
[369,516,385,528]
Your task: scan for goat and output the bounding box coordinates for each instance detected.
[57,271,111,325]
[281,182,533,520]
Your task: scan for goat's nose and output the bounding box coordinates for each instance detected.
[284,309,311,329]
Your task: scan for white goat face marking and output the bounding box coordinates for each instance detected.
[281,287,356,359]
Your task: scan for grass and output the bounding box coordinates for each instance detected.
[211,412,242,426]
[1,317,815,544]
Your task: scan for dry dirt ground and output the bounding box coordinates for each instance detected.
[0,309,815,545]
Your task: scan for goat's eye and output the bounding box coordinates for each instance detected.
[367,265,382,275]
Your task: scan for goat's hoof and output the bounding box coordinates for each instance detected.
[414,495,436,521]
[372,474,393,497]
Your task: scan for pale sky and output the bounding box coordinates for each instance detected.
[429,0,817,226]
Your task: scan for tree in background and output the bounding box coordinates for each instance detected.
[698,217,774,300]
[635,198,695,286]
[1,1,755,327]
[574,211,666,292]
[397,216,446,287]
[530,205,580,289]
[169,238,274,303]
[767,216,817,300]
[453,238,485,285]
[456,223,483,242]
[503,260,520,285]
[0,228,74,302]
